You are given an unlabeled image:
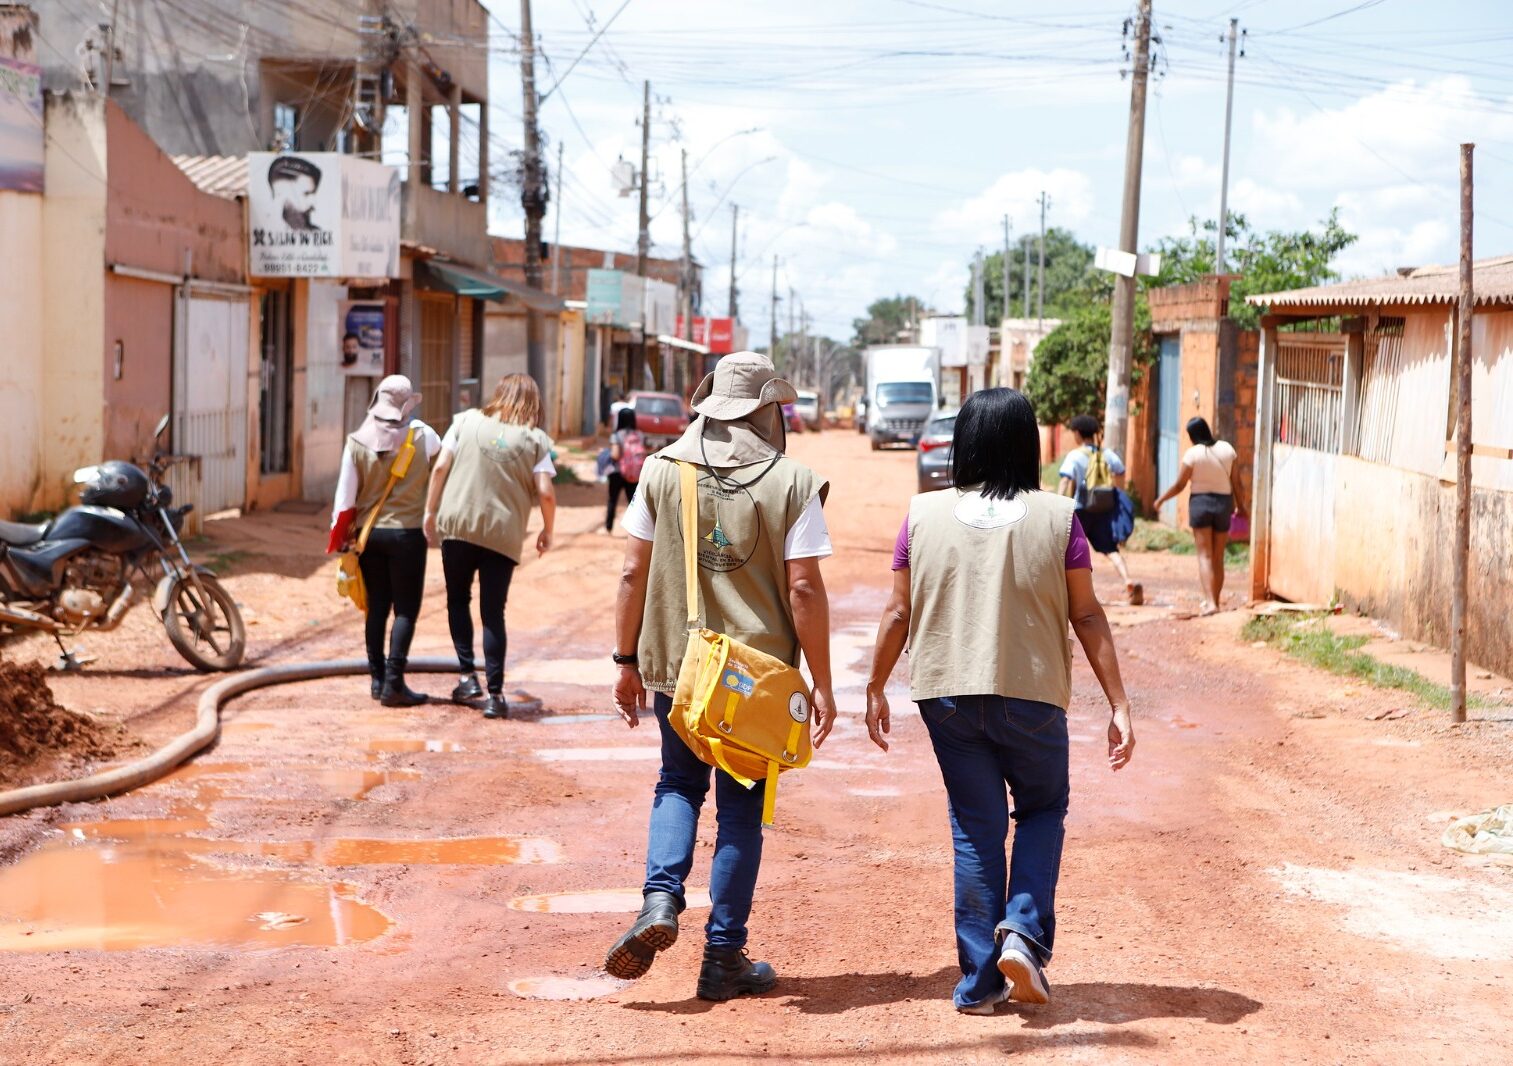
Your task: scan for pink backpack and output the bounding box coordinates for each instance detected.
[617,431,648,481]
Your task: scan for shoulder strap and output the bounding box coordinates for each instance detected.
[679,460,700,628]
[355,426,416,553]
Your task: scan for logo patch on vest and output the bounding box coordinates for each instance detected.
[952,491,1028,529]
[722,668,754,697]
[703,517,734,552]
[788,692,810,724]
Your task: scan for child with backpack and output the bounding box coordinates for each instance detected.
[605,406,647,533]
[1058,414,1142,605]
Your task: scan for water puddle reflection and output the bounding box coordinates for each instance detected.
[507,976,629,1000]
[536,714,621,726]
[508,887,709,913]
[365,738,465,754]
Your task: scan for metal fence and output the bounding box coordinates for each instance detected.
[1275,334,1346,453]
[1352,318,1407,464]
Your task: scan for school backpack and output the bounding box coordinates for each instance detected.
[1081,445,1118,516]
[617,431,648,482]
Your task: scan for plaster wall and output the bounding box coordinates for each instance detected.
[0,192,44,515]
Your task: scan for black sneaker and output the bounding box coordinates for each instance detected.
[451,674,484,703]
[482,695,509,719]
[604,891,680,980]
[696,945,776,1001]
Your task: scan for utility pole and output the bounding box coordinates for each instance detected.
[1037,191,1050,327]
[972,250,986,326]
[679,147,693,341]
[1451,142,1474,724]
[519,0,548,391]
[787,284,796,372]
[1103,0,1153,457]
[769,255,779,359]
[1215,18,1242,274]
[551,140,564,293]
[728,204,739,319]
[635,80,651,276]
[1002,215,1012,322]
[1022,231,1031,319]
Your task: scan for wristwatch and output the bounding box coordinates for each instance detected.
[612,652,639,666]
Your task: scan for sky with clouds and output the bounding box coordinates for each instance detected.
[483,0,1513,339]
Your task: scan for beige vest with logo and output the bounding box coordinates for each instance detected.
[907,488,1076,708]
[350,432,430,531]
[436,408,552,562]
[638,454,827,694]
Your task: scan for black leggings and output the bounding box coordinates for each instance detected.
[606,472,638,531]
[441,539,517,695]
[357,527,427,668]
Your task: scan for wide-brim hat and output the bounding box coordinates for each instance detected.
[370,374,421,421]
[690,352,797,421]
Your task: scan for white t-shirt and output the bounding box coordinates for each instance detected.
[331,421,443,524]
[620,490,833,560]
[1183,440,1237,495]
[441,418,557,476]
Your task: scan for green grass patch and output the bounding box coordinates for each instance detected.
[1241,614,1480,712]
[1039,460,1061,490]
[1127,519,1195,554]
[204,549,251,575]
[552,464,585,486]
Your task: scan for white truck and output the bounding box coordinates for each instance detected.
[863,345,940,450]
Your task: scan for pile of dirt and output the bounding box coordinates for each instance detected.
[0,659,124,788]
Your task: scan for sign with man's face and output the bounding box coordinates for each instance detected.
[339,301,386,377]
[248,153,400,278]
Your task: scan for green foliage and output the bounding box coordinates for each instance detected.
[964,228,1096,324]
[1021,296,1155,427]
[1153,210,1358,328]
[204,550,251,575]
[851,295,927,348]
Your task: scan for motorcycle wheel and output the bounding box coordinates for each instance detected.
[163,573,246,671]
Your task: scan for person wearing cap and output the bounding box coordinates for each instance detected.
[423,374,557,720]
[328,375,442,707]
[603,352,837,1002]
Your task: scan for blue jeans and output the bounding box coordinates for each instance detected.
[920,694,1070,1010]
[643,692,765,949]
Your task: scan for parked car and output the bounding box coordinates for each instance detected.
[628,391,690,449]
[781,403,805,433]
[915,409,958,493]
[793,390,823,431]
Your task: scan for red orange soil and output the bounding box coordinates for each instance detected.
[0,659,130,789]
[0,431,1510,1064]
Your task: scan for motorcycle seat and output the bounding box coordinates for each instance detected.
[0,519,47,547]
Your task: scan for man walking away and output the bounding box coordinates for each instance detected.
[605,352,837,1001]
[1058,414,1142,605]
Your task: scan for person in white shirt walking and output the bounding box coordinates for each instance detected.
[1154,416,1248,615]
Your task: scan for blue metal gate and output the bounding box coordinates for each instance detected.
[1156,334,1182,524]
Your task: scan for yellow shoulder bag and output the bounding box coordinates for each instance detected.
[668,460,813,826]
[336,427,417,615]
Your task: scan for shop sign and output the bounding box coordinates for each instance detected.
[249,153,400,278]
[339,301,387,377]
[675,316,740,354]
[586,268,647,328]
[0,8,42,193]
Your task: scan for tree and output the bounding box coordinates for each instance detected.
[851,295,927,348]
[1023,298,1155,427]
[964,228,1096,324]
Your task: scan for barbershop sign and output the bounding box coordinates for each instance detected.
[248,153,401,278]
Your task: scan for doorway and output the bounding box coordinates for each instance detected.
[1156,333,1181,525]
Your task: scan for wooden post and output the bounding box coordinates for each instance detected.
[1250,318,1280,602]
[1451,143,1474,724]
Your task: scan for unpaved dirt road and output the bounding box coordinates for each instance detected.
[1,430,1511,1065]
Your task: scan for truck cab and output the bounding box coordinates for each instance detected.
[867,381,936,449]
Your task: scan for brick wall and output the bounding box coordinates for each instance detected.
[1148,276,1229,331]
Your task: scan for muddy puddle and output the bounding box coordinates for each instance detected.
[163,762,423,801]
[365,738,465,754]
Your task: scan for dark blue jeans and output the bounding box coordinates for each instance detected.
[643,692,765,949]
[920,694,1070,1010]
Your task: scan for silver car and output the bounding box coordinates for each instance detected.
[915,410,958,493]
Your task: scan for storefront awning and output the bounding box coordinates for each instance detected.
[419,261,564,312]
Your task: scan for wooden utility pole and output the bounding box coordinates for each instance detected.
[680,148,693,341]
[1451,142,1475,724]
[728,204,739,319]
[551,140,564,293]
[1215,18,1242,275]
[519,0,548,389]
[635,80,651,276]
[1103,0,1153,456]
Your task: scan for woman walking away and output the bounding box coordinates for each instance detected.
[866,388,1135,1016]
[1153,416,1247,616]
[328,375,442,707]
[423,374,556,720]
[605,406,647,533]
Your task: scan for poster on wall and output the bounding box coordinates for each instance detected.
[249,153,400,278]
[0,8,43,193]
[339,301,386,377]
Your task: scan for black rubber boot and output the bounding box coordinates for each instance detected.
[368,656,385,701]
[379,659,429,707]
[451,674,484,703]
[604,891,680,980]
[697,945,776,1002]
[481,694,509,719]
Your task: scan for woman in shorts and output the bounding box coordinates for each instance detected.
[1154,416,1247,615]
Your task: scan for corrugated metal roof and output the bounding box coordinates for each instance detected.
[172,155,248,200]
[1248,255,1513,310]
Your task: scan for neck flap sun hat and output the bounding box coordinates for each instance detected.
[351,374,422,453]
[661,352,798,468]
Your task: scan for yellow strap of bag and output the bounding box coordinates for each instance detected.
[336,427,417,615]
[668,460,812,826]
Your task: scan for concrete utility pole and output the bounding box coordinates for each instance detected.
[1451,142,1475,724]
[1215,18,1242,275]
[769,254,779,359]
[1037,191,1050,327]
[635,80,651,276]
[519,0,548,390]
[1103,0,1153,456]
[972,250,986,326]
[1022,228,1031,319]
[728,204,739,319]
[1002,215,1012,322]
[680,147,693,341]
[788,285,796,371]
[551,140,564,293]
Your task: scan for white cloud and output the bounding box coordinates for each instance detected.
[934,167,1095,246]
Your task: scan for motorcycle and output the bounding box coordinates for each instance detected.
[0,416,246,672]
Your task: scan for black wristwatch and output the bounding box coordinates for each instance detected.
[612,652,639,666]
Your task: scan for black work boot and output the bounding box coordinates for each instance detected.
[696,944,777,1001]
[481,694,509,719]
[604,891,680,980]
[368,657,384,701]
[451,673,484,703]
[379,659,429,707]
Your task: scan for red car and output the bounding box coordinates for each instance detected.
[781,403,805,434]
[628,391,690,449]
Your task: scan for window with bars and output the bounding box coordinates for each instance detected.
[419,297,455,435]
[1275,334,1346,453]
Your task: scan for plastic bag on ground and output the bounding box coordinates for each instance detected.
[1441,805,1513,855]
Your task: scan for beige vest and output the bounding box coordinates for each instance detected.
[907,488,1076,708]
[638,454,826,693]
[350,431,430,532]
[436,408,552,562]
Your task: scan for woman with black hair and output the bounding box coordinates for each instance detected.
[865,387,1135,1016]
[604,406,646,533]
[1154,416,1247,616]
